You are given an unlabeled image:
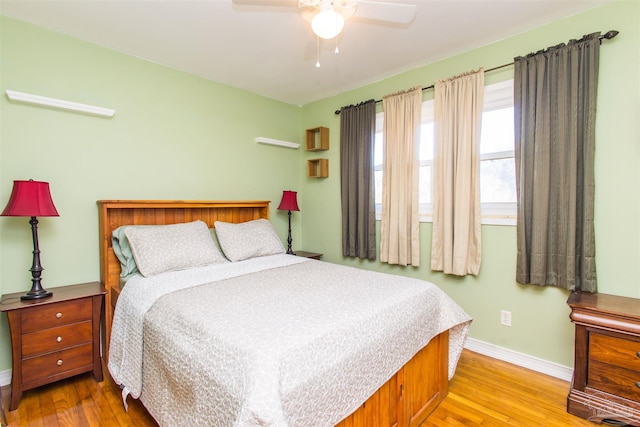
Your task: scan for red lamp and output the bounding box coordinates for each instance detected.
[277,190,300,255]
[1,180,59,300]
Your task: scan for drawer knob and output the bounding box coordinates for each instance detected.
[56,359,63,366]
[637,351,640,358]
[56,336,62,343]
[636,381,640,389]
[55,312,62,319]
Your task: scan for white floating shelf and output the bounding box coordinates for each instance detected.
[255,137,299,149]
[6,90,115,117]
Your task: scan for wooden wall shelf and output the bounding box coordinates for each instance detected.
[307,159,329,178]
[305,127,329,151]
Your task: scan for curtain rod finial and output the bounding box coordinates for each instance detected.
[602,30,619,40]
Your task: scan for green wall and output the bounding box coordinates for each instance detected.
[1,0,638,375]
[299,0,640,368]
[0,17,303,372]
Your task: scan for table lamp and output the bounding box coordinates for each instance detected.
[1,179,59,300]
[277,190,300,255]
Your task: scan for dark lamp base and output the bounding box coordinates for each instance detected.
[21,290,53,300]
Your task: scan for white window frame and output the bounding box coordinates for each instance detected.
[374,79,517,226]
[478,79,516,225]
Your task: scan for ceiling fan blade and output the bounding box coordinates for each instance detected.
[354,1,416,24]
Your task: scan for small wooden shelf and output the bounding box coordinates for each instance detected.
[305,127,329,151]
[307,159,329,178]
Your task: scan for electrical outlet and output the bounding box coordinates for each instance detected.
[500,310,512,327]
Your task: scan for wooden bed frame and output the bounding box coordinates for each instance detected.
[97,200,449,427]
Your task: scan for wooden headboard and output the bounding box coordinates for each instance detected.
[97,200,271,360]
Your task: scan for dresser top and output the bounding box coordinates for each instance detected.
[0,281,105,312]
[567,291,640,322]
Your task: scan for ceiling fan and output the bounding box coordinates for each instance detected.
[232,0,417,40]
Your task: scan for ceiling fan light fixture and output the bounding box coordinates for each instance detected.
[311,9,345,39]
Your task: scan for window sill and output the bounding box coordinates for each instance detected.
[480,216,516,226]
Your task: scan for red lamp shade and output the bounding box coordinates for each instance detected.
[277,190,300,212]
[1,180,59,217]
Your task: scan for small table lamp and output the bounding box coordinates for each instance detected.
[277,190,300,255]
[1,179,59,300]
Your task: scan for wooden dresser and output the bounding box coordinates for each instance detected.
[0,281,105,411]
[567,291,640,425]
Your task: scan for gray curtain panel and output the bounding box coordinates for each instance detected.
[514,32,600,292]
[340,100,377,260]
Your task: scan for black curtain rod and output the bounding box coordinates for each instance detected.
[334,30,619,115]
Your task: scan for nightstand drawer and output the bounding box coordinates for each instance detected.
[22,343,94,384]
[588,360,640,402]
[589,332,640,371]
[22,321,93,358]
[21,298,92,333]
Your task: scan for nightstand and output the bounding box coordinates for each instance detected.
[567,291,640,424]
[0,281,105,411]
[294,250,323,260]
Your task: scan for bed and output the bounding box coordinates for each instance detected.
[97,199,471,427]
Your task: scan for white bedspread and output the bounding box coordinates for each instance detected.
[109,254,471,427]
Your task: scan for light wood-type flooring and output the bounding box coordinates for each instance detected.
[1,349,599,426]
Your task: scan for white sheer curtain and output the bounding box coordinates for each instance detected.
[431,69,484,276]
[380,87,422,266]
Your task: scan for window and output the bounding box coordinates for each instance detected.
[374,79,516,225]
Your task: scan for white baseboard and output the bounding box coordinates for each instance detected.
[0,369,10,387]
[464,337,574,382]
[0,339,574,388]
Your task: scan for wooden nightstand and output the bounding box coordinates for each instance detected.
[294,250,323,260]
[0,281,105,411]
[567,291,640,425]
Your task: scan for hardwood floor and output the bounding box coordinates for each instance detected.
[424,350,598,426]
[1,349,598,426]
[1,369,157,427]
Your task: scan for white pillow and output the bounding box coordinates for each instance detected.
[214,219,285,262]
[125,220,226,277]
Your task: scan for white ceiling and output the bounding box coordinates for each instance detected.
[0,0,613,106]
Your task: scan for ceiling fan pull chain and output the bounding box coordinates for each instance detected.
[316,36,321,67]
